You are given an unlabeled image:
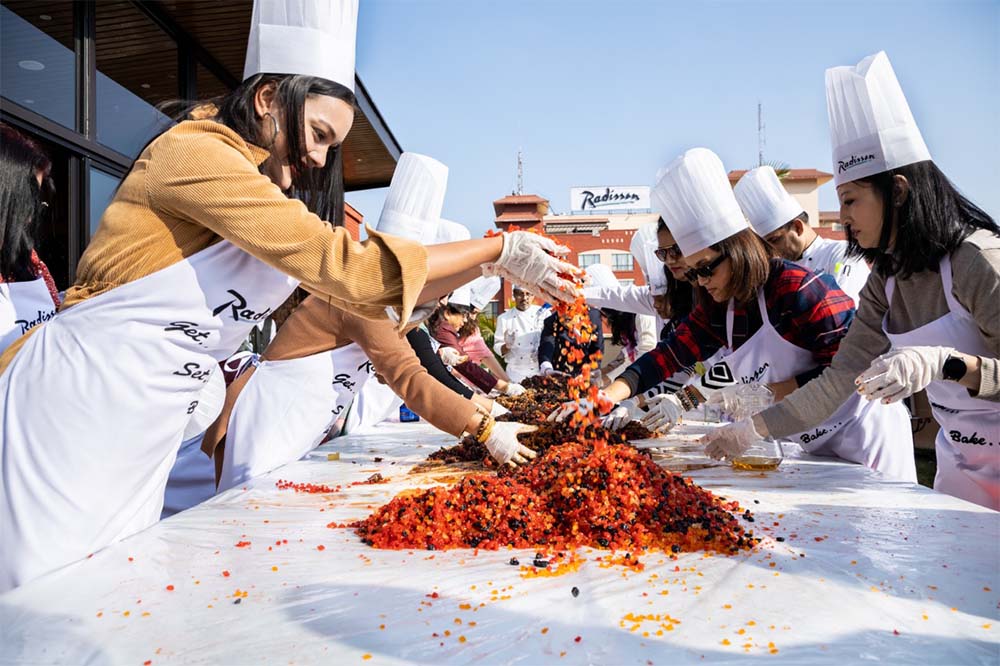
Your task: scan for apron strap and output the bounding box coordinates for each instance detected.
[938,254,974,321]
[725,299,735,350]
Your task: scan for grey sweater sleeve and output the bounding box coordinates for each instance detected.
[762,270,891,437]
[950,236,1000,401]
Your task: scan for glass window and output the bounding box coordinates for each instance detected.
[613,253,633,272]
[1,2,75,128]
[579,254,600,268]
[95,2,175,156]
[88,167,121,240]
[196,64,230,101]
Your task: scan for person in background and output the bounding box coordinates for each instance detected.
[0,123,60,354]
[553,147,915,482]
[583,263,656,383]
[0,0,580,593]
[450,276,510,383]
[706,52,999,509]
[735,165,869,304]
[494,284,547,382]
[538,301,604,378]
[430,296,525,396]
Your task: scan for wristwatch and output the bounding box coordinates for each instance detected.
[942,354,968,382]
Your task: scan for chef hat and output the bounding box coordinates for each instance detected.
[585,263,620,291]
[467,276,502,311]
[243,0,358,92]
[826,51,931,186]
[734,166,806,237]
[629,222,668,295]
[434,218,471,245]
[652,148,748,256]
[449,284,473,309]
[375,153,448,245]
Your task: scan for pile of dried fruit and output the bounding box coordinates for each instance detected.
[356,439,756,555]
[357,229,753,559]
[428,423,629,466]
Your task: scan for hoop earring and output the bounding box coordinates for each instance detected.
[263,112,280,149]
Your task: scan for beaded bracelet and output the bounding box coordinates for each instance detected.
[675,386,703,412]
[475,414,496,444]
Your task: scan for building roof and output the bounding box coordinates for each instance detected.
[728,168,833,186]
[97,0,401,190]
[496,211,544,224]
[494,194,549,205]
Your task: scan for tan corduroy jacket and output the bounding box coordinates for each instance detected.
[0,118,427,373]
[202,294,476,457]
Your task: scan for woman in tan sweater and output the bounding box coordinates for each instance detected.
[0,65,579,592]
[204,294,536,494]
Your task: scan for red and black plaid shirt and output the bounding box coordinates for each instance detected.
[623,260,855,396]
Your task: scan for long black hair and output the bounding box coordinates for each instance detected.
[847,160,998,279]
[602,307,637,350]
[150,74,356,226]
[0,123,52,281]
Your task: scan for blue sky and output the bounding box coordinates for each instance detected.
[347,0,999,238]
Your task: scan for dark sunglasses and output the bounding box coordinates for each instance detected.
[683,253,727,282]
[654,244,682,262]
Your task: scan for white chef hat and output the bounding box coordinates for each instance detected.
[434,218,471,245]
[467,276,501,311]
[449,284,473,309]
[734,166,806,237]
[826,51,931,186]
[243,0,358,92]
[585,263,619,291]
[652,148,748,256]
[375,153,448,245]
[629,222,668,295]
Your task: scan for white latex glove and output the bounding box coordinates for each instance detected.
[856,345,954,403]
[489,400,509,417]
[639,393,684,432]
[484,422,538,466]
[439,346,467,367]
[482,232,582,304]
[503,328,516,349]
[701,417,765,460]
[538,361,566,378]
[547,391,613,423]
[504,382,527,397]
[602,398,639,431]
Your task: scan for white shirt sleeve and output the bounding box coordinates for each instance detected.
[635,314,658,355]
[583,284,657,317]
[492,314,508,357]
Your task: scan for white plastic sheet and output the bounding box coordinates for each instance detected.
[2,422,998,665]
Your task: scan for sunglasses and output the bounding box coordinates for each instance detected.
[654,244,682,262]
[683,253,727,282]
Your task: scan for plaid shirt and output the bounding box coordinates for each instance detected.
[622,260,856,396]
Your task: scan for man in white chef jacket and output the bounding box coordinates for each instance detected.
[735,166,869,304]
[493,285,546,382]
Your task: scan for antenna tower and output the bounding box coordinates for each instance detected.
[757,102,765,167]
[516,147,524,195]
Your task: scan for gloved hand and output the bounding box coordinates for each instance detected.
[482,232,582,304]
[503,328,516,350]
[489,400,510,417]
[504,382,527,397]
[639,393,684,432]
[602,398,639,431]
[438,346,467,367]
[547,391,614,423]
[701,417,767,460]
[856,346,954,403]
[484,421,538,466]
[538,361,566,378]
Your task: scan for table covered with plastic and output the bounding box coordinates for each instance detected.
[2,421,998,665]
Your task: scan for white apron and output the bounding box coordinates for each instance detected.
[218,342,373,492]
[883,256,1000,509]
[697,290,915,481]
[343,377,405,434]
[0,277,57,354]
[0,240,298,591]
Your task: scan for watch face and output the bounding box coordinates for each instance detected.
[943,356,967,381]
